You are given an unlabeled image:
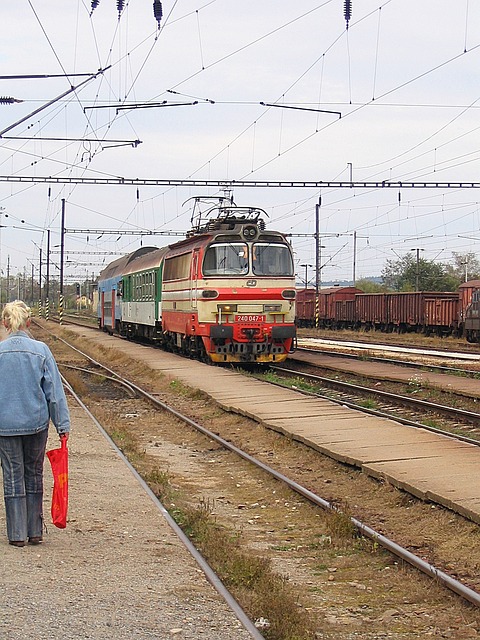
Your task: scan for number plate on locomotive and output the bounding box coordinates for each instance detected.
[235,314,266,323]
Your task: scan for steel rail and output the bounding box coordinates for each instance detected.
[268,368,480,447]
[59,363,137,397]
[59,370,264,640]
[42,324,480,610]
[274,365,480,428]
[298,337,480,361]
[46,316,480,436]
[295,346,480,378]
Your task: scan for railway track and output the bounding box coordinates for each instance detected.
[65,379,263,640]
[271,364,480,443]
[297,331,480,360]
[296,345,480,377]
[30,320,480,636]
[52,315,480,437]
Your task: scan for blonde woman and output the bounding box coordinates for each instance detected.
[0,300,70,547]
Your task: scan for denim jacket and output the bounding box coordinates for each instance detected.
[0,330,70,436]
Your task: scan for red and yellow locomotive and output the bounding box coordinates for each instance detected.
[98,198,296,363]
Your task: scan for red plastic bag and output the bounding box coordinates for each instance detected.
[46,438,69,529]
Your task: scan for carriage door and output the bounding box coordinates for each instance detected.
[190,249,199,309]
[101,291,105,327]
[112,288,116,327]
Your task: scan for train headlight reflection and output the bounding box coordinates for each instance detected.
[217,304,238,312]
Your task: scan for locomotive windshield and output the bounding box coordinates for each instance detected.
[203,241,293,277]
[203,243,248,276]
[252,243,294,276]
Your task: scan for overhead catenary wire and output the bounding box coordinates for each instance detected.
[3,2,480,282]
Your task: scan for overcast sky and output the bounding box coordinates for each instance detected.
[1,0,480,287]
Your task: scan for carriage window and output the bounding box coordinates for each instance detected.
[252,243,294,276]
[203,243,248,276]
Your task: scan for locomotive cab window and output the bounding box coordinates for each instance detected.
[252,243,294,276]
[203,243,248,276]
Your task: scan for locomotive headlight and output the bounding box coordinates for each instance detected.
[202,290,219,299]
[217,304,237,312]
[243,225,257,239]
[264,304,281,312]
[281,289,296,299]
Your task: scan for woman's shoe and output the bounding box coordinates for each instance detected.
[9,540,26,547]
[28,536,43,545]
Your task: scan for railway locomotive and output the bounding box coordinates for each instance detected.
[296,280,480,342]
[97,198,296,363]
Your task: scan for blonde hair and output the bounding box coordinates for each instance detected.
[2,300,31,333]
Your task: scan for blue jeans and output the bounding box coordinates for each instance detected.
[0,429,49,542]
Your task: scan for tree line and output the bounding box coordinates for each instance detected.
[357,251,480,293]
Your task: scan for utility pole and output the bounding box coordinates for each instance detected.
[38,246,42,304]
[6,255,10,302]
[60,199,65,296]
[59,199,65,324]
[314,198,323,330]
[410,248,425,291]
[31,262,34,305]
[352,231,357,286]
[0,207,3,304]
[300,264,313,289]
[315,198,321,295]
[45,230,50,320]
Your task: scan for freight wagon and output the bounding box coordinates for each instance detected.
[295,287,362,328]
[296,283,480,342]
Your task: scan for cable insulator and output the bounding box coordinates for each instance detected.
[344,0,352,29]
[91,0,100,12]
[153,0,163,26]
[0,96,22,105]
[117,0,124,15]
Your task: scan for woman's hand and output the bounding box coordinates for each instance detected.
[60,433,69,442]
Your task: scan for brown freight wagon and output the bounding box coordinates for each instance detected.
[354,293,387,330]
[385,291,459,334]
[295,286,361,328]
[333,298,356,328]
[295,288,316,327]
[423,293,459,335]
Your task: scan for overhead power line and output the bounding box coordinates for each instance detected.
[0,73,100,80]
[84,101,199,115]
[259,102,341,118]
[0,67,111,138]
[1,136,142,146]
